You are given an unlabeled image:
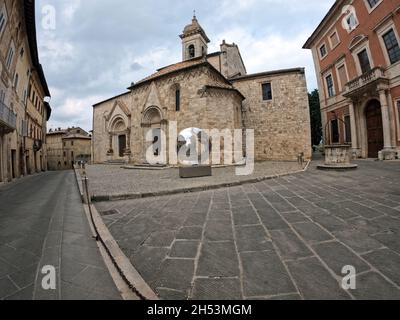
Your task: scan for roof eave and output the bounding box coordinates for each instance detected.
[303,0,346,49]
[24,0,51,97]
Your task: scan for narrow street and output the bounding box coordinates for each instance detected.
[0,171,121,300]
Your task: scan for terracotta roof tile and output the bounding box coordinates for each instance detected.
[133,57,206,87]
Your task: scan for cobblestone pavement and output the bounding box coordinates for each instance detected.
[94,160,400,300]
[0,171,121,300]
[86,162,306,198]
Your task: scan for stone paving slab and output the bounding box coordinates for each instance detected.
[0,171,122,300]
[86,161,306,200]
[96,160,400,300]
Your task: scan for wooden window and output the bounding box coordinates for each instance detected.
[6,45,14,69]
[346,13,358,31]
[358,49,371,74]
[13,73,18,90]
[326,74,335,97]
[0,6,7,36]
[337,65,348,91]
[382,29,400,65]
[262,83,272,101]
[319,44,327,58]
[367,0,380,9]
[330,32,339,48]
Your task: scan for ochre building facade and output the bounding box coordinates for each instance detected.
[47,127,91,171]
[0,0,51,183]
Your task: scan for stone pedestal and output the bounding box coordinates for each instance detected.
[379,149,397,161]
[179,165,212,178]
[318,145,358,170]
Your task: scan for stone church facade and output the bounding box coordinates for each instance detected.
[92,16,311,165]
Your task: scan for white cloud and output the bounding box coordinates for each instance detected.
[48,94,108,131]
[212,26,317,88]
[62,0,81,24]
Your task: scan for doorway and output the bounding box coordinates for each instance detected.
[11,150,16,179]
[118,135,126,157]
[366,100,384,158]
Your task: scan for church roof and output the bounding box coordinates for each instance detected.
[180,15,210,43]
[128,57,231,89]
[229,67,305,81]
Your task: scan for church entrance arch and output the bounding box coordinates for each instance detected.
[109,116,129,160]
[141,106,166,164]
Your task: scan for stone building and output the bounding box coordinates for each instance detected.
[304,0,400,159]
[47,127,91,171]
[92,15,311,165]
[0,0,51,183]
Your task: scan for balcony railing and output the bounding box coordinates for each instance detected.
[0,100,17,132]
[344,67,387,95]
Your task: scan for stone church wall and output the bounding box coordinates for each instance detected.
[232,69,312,161]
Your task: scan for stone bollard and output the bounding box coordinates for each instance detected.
[81,176,91,204]
[297,152,304,166]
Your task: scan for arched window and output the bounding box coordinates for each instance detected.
[175,88,180,112]
[188,45,195,58]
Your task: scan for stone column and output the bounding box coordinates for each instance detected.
[379,90,393,149]
[109,134,113,149]
[349,102,358,157]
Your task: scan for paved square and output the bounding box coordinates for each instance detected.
[95,161,400,300]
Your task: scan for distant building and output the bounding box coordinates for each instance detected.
[0,0,51,183]
[304,0,400,159]
[47,127,91,170]
[92,15,311,165]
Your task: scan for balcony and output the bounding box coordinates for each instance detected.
[344,67,389,99]
[0,100,17,134]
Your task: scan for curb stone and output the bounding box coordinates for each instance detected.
[73,167,159,300]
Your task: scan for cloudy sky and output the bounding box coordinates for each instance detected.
[35,0,335,132]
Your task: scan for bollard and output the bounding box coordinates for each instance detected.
[298,152,304,166]
[82,176,91,204]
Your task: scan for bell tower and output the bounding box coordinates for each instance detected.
[180,13,210,61]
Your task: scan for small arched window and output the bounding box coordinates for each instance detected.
[188,45,195,58]
[14,73,19,89]
[175,88,180,112]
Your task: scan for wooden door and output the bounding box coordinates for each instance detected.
[366,101,384,158]
[118,135,126,157]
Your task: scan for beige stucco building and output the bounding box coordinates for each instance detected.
[92,15,311,165]
[0,0,51,184]
[47,127,91,171]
